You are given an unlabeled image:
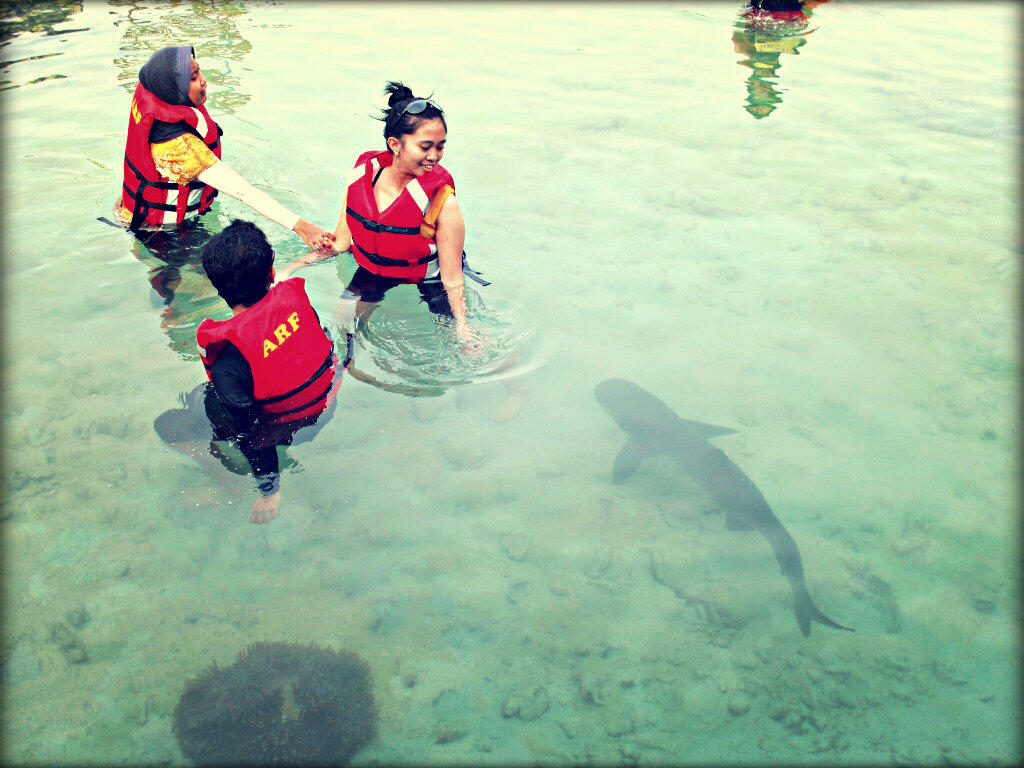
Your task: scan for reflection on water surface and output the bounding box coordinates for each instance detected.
[0,0,83,43]
[733,0,828,119]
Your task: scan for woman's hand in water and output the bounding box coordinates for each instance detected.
[456,322,487,357]
[292,218,334,250]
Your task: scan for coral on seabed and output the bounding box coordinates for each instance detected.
[173,641,377,766]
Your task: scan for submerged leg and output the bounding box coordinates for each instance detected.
[492,378,528,422]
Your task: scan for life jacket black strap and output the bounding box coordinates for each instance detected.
[354,242,434,268]
[264,376,334,418]
[256,348,335,405]
[125,154,175,190]
[127,178,149,232]
[122,183,202,213]
[346,207,421,236]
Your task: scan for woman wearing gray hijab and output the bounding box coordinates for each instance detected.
[115,45,332,250]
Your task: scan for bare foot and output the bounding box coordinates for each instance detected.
[250,492,281,524]
[492,384,527,423]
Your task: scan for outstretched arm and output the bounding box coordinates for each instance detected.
[197,160,332,248]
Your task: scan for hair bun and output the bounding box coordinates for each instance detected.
[383,80,415,107]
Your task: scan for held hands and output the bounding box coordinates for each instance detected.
[277,220,340,285]
[292,218,335,251]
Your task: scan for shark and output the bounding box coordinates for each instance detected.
[594,377,853,637]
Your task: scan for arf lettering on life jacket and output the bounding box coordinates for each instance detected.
[196,278,342,424]
[261,311,303,357]
[121,82,223,231]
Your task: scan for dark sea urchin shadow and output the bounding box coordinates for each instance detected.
[173,641,377,766]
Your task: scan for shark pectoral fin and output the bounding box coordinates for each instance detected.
[725,513,755,531]
[680,418,738,440]
[612,439,649,483]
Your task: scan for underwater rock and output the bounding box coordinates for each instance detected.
[66,604,90,629]
[973,597,996,614]
[48,621,87,664]
[506,580,533,604]
[548,580,569,596]
[501,684,549,722]
[135,694,156,725]
[500,531,531,562]
[439,438,487,470]
[431,687,472,744]
[735,652,760,671]
[369,597,402,636]
[727,694,751,716]
[409,398,450,423]
[434,722,468,744]
[3,643,42,685]
[602,705,635,737]
[581,545,613,579]
[574,672,612,707]
[846,562,903,634]
[815,649,849,677]
[173,641,377,766]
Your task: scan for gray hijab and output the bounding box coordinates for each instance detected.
[139,45,194,106]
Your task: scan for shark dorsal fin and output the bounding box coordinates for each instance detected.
[680,419,738,440]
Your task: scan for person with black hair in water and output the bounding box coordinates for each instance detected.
[279,80,528,420]
[155,220,350,523]
[277,81,489,352]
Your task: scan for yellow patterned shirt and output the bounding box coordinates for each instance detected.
[114,133,219,226]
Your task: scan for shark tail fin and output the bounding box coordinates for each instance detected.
[679,418,738,440]
[794,584,855,637]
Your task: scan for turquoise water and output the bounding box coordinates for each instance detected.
[2,1,1019,765]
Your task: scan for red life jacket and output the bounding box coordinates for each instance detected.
[345,149,455,281]
[196,278,341,425]
[742,7,808,23]
[121,82,223,231]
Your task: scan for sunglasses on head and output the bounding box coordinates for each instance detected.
[397,98,441,120]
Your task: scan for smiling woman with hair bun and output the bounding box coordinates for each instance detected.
[278,80,489,354]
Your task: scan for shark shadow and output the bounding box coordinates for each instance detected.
[594,377,852,637]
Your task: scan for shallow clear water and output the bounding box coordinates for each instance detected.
[1,1,1019,765]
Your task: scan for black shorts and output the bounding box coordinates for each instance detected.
[344,266,453,318]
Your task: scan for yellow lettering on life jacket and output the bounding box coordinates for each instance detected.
[131,99,142,125]
[263,338,278,357]
[273,324,291,344]
[287,312,300,332]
